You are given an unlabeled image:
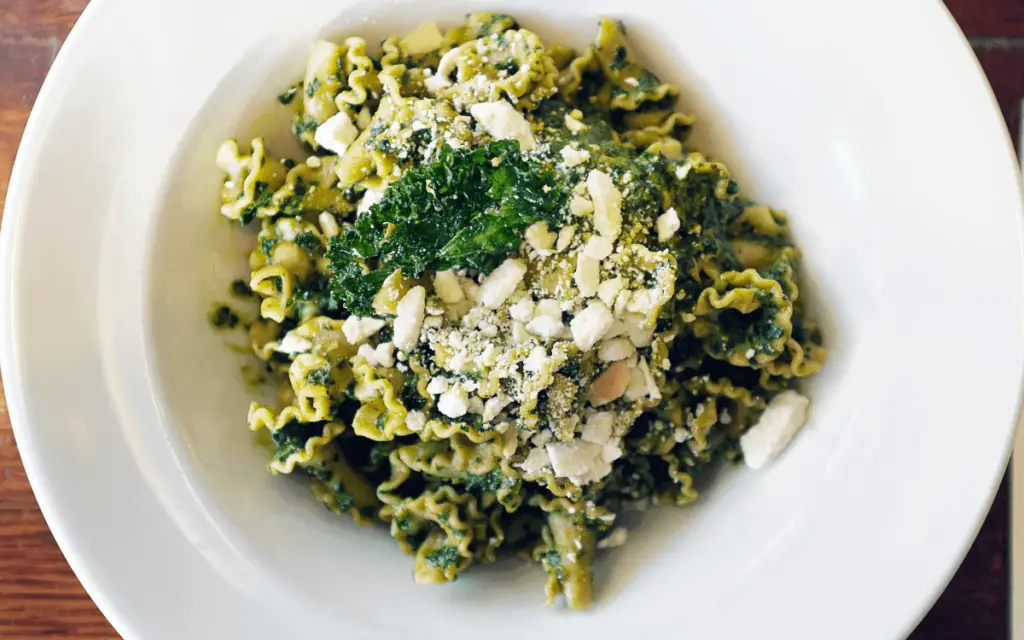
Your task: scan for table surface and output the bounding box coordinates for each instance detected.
[0,0,1020,637]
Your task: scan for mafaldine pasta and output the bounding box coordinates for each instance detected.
[214,14,827,610]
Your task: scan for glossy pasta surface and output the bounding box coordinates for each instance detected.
[215,14,826,610]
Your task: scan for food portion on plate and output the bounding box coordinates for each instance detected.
[214,13,827,610]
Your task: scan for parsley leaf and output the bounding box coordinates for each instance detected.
[326,140,567,315]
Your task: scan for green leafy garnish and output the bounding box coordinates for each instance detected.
[305,366,332,387]
[326,140,568,315]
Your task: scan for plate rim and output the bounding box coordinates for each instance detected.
[2,1,1023,638]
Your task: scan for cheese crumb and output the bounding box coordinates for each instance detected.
[469,101,535,151]
[556,225,576,252]
[656,207,681,243]
[341,316,386,345]
[276,332,312,356]
[597,278,624,308]
[546,440,610,485]
[560,145,591,167]
[509,297,535,322]
[583,235,613,260]
[478,258,526,309]
[519,447,551,475]
[586,170,622,241]
[314,111,359,156]
[740,390,811,469]
[406,411,426,432]
[433,270,465,304]
[598,337,635,362]
[574,254,601,298]
[569,194,594,217]
[571,301,614,351]
[393,286,426,350]
[437,385,470,418]
[564,113,587,133]
[525,221,557,255]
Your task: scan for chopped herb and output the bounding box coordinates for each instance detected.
[259,236,279,257]
[277,86,299,105]
[295,230,323,256]
[306,366,332,386]
[293,116,318,136]
[610,46,628,70]
[394,515,410,530]
[326,140,568,315]
[305,77,321,97]
[239,181,273,225]
[543,549,565,582]
[464,469,518,494]
[425,545,462,570]
[282,158,297,169]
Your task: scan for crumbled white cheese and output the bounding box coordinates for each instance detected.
[314,111,359,156]
[586,170,623,241]
[374,342,395,368]
[597,527,629,549]
[597,278,624,308]
[720,409,732,425]
[556,225,576,252]
[535,298,562,318]
[509,297,536,322]
[393,286,426,351]
[356,187,384,214]
[523,346,548,374]
[526,314,565,339]
[571,301,614,351]
[437,385,470,418]
[406,411,426,432]
[622,313,654,347]
[581,412,614,444]
[532,430,553,446]
[469,101,535,151]
[560,145,591,167]
[478,258,526,309]
[525,221,557,255]
[341,316,386,345]
[400,21,444,55]
[468,396,485,415]
[656,207,681,243]
[583,235,613,260]
[598,337,635,362]
[675,162,691,179]
[276,332,312,356]
[740,390,811,469]
[638,358,661,399]
[433,270,465,304]
[574,254,601,298]
[569,194,594,217]
[745,348,756,359]
[424,73,450,95]
[512,321,531,344]
[546,440,610,485]
[305,155,322,169]
[519,447,551,475]
[357,343,378,365]
[483,394,511,422]
[564,113,587,133]
[426,375,451,396]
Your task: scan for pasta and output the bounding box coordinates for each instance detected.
[214,14,827,610]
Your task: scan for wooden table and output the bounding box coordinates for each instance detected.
[0,1,1019,637]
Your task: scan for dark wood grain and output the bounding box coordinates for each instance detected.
[0,1,1018,638]
[947,0,1024,38]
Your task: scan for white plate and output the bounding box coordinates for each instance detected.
[3,0,1023,638]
